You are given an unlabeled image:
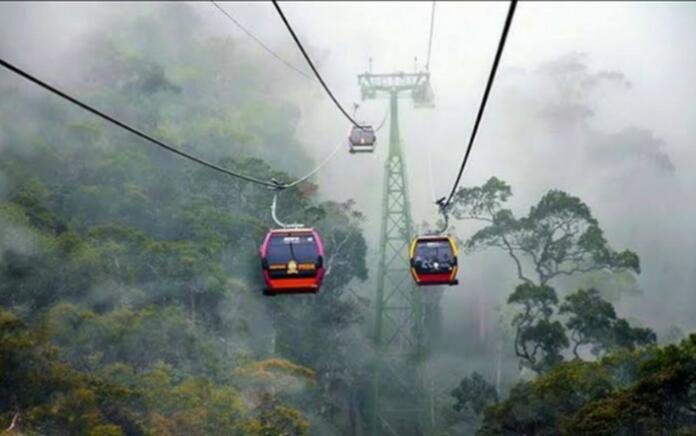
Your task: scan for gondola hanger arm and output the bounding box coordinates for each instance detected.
[270,190,304,229]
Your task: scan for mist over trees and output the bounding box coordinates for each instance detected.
[1,2,695,435]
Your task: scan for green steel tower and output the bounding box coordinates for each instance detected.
[359,71,435,436]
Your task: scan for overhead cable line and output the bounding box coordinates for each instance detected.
[425,1,436,71]
[0,58,277,187]
[442,0,517,207]
[0,57,341,190]
[374,106,390,132]
[424,1,437,202]
[283,140,344,189]
[271,0,366,130]
[210,1,312,80]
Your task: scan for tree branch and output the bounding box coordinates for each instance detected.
[455,214,494,224]
[325,228,355,278]
[530,342,542,362]
[5,411,19,432]
[501,233,534,285]
[554,265,605,278]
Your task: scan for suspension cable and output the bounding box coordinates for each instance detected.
[374,105,389,133]
[442,0,517,207]
[422,1,437,202]
[0,57,344,190]
[270,191,303,228]
[283,140,344,189]
[0,58,280,188]
[425,1,436,72]
[426,138,438,203]
[210,1,312,80]
[271,0,366,130]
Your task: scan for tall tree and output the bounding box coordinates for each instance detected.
[451,372,499,416]
[450,177,640,286]
[449,177,641,371]
[560,288,656,359]
[507,283,568,373]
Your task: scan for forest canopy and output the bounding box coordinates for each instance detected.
[1,2,692,435]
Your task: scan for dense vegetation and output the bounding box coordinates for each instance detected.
[0,3,692,435]
[443,178,695,435]
[476,335,696,435]
[0,4,368,434]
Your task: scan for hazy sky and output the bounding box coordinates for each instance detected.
[233,1,696,334]
[2,1,696,341]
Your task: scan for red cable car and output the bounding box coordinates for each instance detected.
[259,228,325,295]
[409,235,459,286]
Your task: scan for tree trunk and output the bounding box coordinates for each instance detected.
[188,286,196,326]
[5,412,19,432]
[495,339,503,396]
[478,291,486,343]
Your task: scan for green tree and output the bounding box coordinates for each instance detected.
[451,177,640,286]
[477,359,614,436]
[450,177,640,372]
[0,308,143,434]
[560,288,618,358]
[0,3,373,434]
[560,288,656,359]
[452,372,498,416]
[507,283,568,373]
[562,335,696,435]
[477,337,696,436]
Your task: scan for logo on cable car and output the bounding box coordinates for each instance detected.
[287,260,298,274]
[298,263,316,271]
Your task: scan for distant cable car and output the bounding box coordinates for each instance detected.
[349,124,376,153]
[412,81,435,108]
[260,228,325,295]
[409,235,459,286]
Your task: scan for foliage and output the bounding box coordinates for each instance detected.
[450,177,643,373]
[477,336,696,435]
[562,335,696,435]
[241,396,310,436]
[507,283,568,373]
[560,270,642,304]
[451,372,498,415]
[560,288,656,358]
[451,177,640,286]
[0,308,142,434]
[0,3,370,434]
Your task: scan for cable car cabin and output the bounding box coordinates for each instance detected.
[349,124,376,153]
[412,81,435,109]
[260,228,325,295]
[409,235,459,286]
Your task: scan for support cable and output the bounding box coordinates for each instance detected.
[442,0,517,207]
[354,103,388,133]
[270,191,303,228]
[423,1,444,233]
[0,57,344,190]
[426,140,438,204]
[210,1,312,80]
[282,140,344,189]
[374,105,390,133]
[0,58,278,187]
[425,1,436,72]
[271,0,366,130]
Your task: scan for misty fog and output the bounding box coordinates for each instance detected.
[2,1,696,435]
